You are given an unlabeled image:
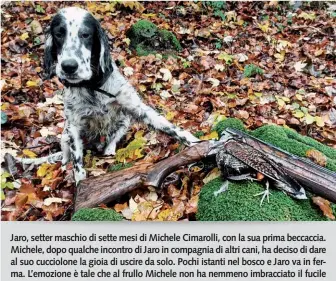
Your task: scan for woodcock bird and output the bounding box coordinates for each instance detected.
[215,138,307,206]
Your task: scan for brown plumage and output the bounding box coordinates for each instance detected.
[216,139,307,200]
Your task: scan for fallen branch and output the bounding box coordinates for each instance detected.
[75,129,336,211]
[290,25,335,37]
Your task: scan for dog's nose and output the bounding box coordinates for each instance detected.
[61,59,78,74]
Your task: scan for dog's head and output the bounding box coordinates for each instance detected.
[44,7,112,84]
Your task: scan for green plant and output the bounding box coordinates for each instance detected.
[205,1,226,11]
[214,39,222,49]
[204,1,227,21]
[243,64,264,77]
[194,131,205,138]
[35,5,45,14]
[214,10,226,21]
[108,162,133,172]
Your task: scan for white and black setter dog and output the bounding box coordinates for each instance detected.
[22,7,198,183]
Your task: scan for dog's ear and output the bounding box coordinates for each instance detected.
[94,20,113,74]
[43,26,57,79]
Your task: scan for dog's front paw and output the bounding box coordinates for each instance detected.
[184,135,200,147]
[74,168,87,185]
[103,142,116,156]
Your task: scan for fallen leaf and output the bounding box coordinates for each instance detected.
[203,168,221,184]
[159,68,172,81]
[22,149,37,158]
[15,193,28,208]
[114,202,128,213]
[44,197,69,206]
[294,61,307,72]
[160,90,172,99]
[20,32,29,40]
[306,149,327,167]
[146,191,158,202]
[167,184,181,198]
[218,52,233,64]
[200,131,218,140]
[121,207,133,220]
[29,20,43,35]
[293,110,305,118]
[235,53,248,62]
[186,195,198,214]
[123,66,134,76]
[312,197,335,220]
[274,50,285,62]
[207,78,220,88]
[214,64,225,71]
[305,114,315,125]
[258,21,269,33]
[26,80,39,87]
[298,12,316,20]
[315,116,325,127]
[129,197,138,213]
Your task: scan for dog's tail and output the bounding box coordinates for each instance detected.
[16,152,63,165]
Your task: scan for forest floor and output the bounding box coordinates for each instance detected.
[1,1,335,221]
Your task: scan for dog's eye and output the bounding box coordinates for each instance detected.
[55,32,64,39]
[81,33,91,39]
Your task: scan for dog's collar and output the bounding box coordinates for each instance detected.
[60,66,115,98]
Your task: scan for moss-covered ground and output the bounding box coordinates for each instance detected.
[196,118,336,221]
[72,208,123,221]
[127,19,182,56]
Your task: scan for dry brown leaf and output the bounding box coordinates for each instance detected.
[312,197,335,220]
[306,149,327,167]
[167,184,181,198]
[114,202,128,213]
[171,199,185,220]
[186,195,198,214]
[15,193,28,208]
[203,168,221,184]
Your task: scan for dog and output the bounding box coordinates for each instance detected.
[22,7,198,183]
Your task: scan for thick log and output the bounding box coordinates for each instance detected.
[75,142,212,211]
[74,163,153,211]
[75,130,336,211]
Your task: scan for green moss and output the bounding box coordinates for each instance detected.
[127,20,182,56]
[135,44,154,56]
[252,125,336,171]
[213,118,247,135]
[72,208,123,221]
[158,29,182,51]
[194,131,205,138]
[243,64,264,77]
[197,178,333,221]
[130,20,158,40]
[197,118,336,221]
[108,162,133,172]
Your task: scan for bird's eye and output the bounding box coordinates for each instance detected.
[81,33,90,39]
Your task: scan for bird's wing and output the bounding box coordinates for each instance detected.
[224,139,305,195]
